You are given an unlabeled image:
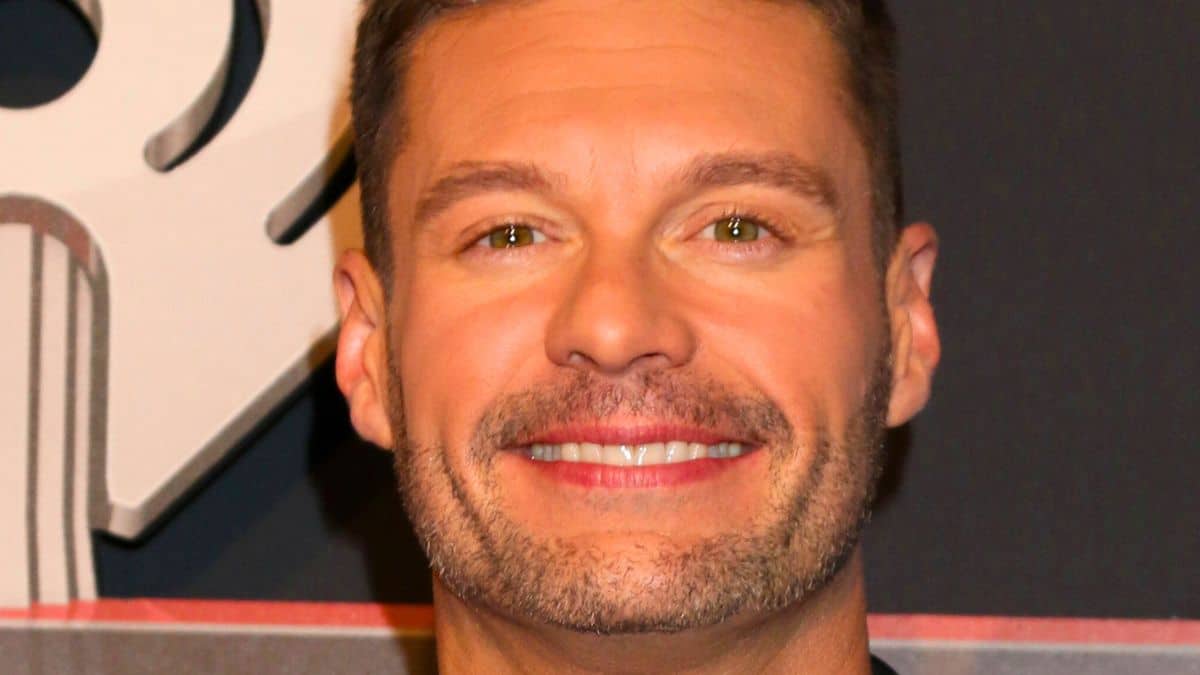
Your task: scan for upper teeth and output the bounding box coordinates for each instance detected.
[527,442,745,465]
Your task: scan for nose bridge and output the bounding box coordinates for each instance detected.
[577,236,655,321]
[545,233,694,374]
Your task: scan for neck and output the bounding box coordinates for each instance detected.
[432,547,873,675]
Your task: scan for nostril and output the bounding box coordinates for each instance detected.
[566,351,597,369]
[565,348,675,376]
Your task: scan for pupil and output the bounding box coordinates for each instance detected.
[718,216,756,242]
[490,224,527,248]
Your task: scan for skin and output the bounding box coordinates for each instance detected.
[334,1,940,673]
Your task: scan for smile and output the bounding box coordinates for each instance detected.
[527,441,747,465]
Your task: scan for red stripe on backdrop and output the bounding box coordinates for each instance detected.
[2,601,1199,645]
[0,600,434,630]
[868,613,1200,645]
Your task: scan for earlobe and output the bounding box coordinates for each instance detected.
[885,222,941,427]
[333,250,395,448]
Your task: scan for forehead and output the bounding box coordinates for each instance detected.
[397,0,863,210]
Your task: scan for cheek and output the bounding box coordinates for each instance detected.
[394,271,553,448]
[691,252,882,430]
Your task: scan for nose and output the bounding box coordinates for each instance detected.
[544,245,696,376]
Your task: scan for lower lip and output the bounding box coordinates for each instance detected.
[521,452,757,489]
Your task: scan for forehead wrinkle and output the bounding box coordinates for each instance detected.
[414,0,826,83]
[403,1,856,234]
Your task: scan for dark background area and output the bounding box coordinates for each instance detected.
[3,1,1196,618]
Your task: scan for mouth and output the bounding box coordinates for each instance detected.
[506,423,759,487]
[526,441,747,466]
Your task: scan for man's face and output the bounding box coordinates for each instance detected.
[382,0,898,633]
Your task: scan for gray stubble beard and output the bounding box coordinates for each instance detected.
[387,344,893,635]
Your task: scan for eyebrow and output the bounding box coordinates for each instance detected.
[411,152,839,228]
[678,151,841,215]
[414,161,559,226]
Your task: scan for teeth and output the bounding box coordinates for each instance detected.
[604,445,629,465]
[642,442,666,465]
[581,443,603,462]
[527,441,745,465]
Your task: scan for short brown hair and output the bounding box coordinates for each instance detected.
[351,0,901,281]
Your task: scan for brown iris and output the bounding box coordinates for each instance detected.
[488,224,537,248]
[712,215,761,242]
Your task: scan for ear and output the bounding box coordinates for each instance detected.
[333,250,394,448]
[884,222,941,427]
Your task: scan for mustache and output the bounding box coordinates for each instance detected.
[471,369,795,451]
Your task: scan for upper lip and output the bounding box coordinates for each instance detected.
[518,420,754,448]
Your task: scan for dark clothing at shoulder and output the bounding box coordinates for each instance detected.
[871,654,899,674]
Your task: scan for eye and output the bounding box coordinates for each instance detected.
[704,215,766,243]
[480,223,546,249]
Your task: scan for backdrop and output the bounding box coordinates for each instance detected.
[4,0,1196,619]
